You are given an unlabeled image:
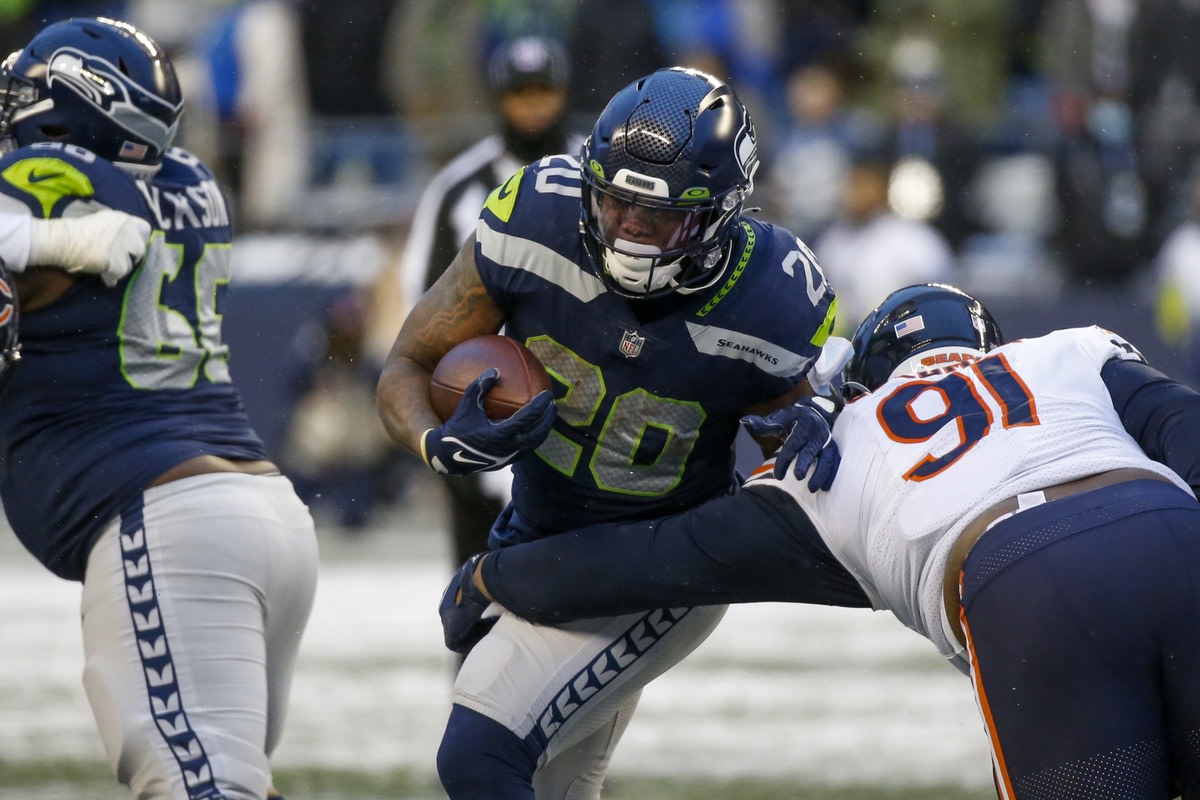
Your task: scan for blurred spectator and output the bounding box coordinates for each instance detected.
[401,35,583,570]
[1039,0,1150,285]
[763,57,881,241]
[856,1,1012,129]
[776,0,874,78]
[649,0,785,134]
[1154,179,1200,383]
[388,1,570,159]
[387,0,486,129]
[565,0,668,121]
[169,0,311,231]
[301,0,399,118]
[1129,0,1200,248]
[300,0,411,209]
[872,35,988,252]
[1046,90,1150,285]
[814,156,957,335]
[474,0,574,57]
[1039,0,1134,122]
[284,291,398,531]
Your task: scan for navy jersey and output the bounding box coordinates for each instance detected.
[0,143,266,580]
[476,154,836,540]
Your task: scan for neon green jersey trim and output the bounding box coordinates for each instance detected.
[1,157,96,218]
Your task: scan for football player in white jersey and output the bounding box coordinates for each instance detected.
[0,18,318,799]
[444,284,1200,799]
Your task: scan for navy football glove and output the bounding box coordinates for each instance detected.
[439,553,497,654]
[422,367,556,476]
[742,396,841,490]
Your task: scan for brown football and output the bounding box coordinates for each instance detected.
[429,335,552,421]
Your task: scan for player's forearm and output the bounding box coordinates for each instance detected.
[0,213,31,270]
[375,352,441,456]
[1103,358,1200,493]
[480,486,871,624]
[377,232,505,455]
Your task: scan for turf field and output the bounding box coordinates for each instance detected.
[0,473,995,799]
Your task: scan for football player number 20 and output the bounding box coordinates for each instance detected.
[526,336,705,496]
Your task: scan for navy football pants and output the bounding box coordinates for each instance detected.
[959,479,1200,800]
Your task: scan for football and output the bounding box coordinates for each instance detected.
[429,335,552,421]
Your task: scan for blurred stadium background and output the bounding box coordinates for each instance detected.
[4,1,1200,796]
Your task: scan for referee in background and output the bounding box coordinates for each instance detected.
[401,34,582,582]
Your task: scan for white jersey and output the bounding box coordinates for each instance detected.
[753,326,1192,672]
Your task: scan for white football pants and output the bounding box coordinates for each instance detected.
[81,472,318,800]
[454,603,728,799]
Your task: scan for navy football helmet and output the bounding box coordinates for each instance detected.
[0,265,20,393]
[843,283,1003,396]
[580,67,759,299]
[0,17,182,177]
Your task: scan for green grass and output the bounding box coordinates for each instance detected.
[0,759,995,800]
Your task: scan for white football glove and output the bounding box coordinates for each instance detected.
[807,336,854,396]
[27,210,152,288]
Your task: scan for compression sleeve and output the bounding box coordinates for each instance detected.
[0,212,31,272]
[1102,358,1200,492]
[481,485,871,624]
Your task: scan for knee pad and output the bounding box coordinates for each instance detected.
[437,704,541,800]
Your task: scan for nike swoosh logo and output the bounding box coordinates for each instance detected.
[27,171,63,184]
[452,451,489,466]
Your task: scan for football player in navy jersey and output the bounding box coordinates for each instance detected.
[0,18,317,800]
[377,67,838,799]
[444,284,1200,799]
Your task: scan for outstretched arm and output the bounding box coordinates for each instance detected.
[479,485,871,624]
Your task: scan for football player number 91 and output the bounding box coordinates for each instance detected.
[878,353,1038,482]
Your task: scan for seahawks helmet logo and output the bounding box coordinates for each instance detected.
[45,48,180,153]
[735,125,758,183]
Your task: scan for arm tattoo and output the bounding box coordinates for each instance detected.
[376,234,503,454]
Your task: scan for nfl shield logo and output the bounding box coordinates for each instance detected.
[619,330,645,358]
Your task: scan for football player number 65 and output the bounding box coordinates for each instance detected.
[118,233,231,390]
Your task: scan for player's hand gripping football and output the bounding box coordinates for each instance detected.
[28,210,151,287]
[742,396,841,490]
[421,368,556,476]
[440,553,498,653]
